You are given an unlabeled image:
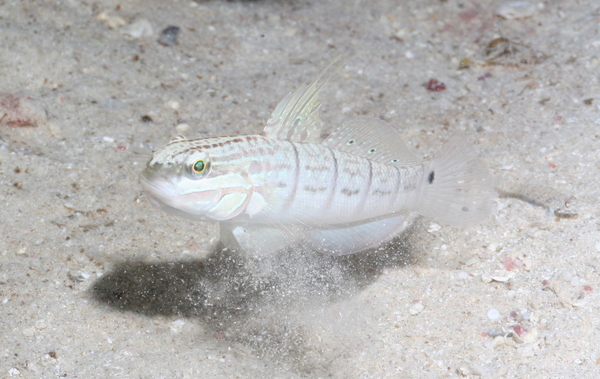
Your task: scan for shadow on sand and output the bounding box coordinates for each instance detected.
[90,224,424,370]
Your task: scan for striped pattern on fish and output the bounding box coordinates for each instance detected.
[141,58,494,255]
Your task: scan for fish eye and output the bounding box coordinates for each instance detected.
[190,159,209,177]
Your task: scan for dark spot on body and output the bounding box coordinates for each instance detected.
[303,186,327,193]
[341,188,360,196]
[462,206,469,212]
[372,190,391,196]
[428,171,435,184]
[140,115,153,123]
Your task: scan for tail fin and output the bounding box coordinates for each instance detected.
[417,135,494,227]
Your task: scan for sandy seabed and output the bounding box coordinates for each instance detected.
[1,0,599,378]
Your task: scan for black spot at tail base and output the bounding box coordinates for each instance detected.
[428,171,435,184]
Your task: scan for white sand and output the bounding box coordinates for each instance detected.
[1,0,599,377]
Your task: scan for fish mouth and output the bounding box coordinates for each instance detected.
[139,170,206,221]
[139,170,174,208]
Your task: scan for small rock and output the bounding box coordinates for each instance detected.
[95,11,126,29]
[409,302,425,315]
[158,25,180,46]
[175,123,190,134]
[169,319,185,333]
[495,1,538,20]
[121,19,154,39]
[166,100,180,110]
[427,223,441,233]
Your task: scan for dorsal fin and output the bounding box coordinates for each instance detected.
[168,135,187,143]
[261,57,343,143]
[321,117,421,165]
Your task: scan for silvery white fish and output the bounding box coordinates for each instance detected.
[140,59,494,256]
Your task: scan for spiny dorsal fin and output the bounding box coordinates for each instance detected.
[321,117,421,165]
[262,57,343,143]
[168,135,187,143]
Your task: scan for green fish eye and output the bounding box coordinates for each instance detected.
[192,159,207,175]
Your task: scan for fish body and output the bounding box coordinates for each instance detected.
[141,59,494,255]
[143,133,423,224]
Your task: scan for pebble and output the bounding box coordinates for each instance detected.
[158,25,180,46]
[95,11,126,29]
[175,123,190,134]
[166,100,180,110]
[121,19,154,39]
[409,302,425,315]
[169,319,185,333]
[427,223,441,233]
[487,308,501,320]
[495,1,538,20]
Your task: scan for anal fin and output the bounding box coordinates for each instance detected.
[309,214,415,256]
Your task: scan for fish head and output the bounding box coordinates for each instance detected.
[140,136,253,221]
